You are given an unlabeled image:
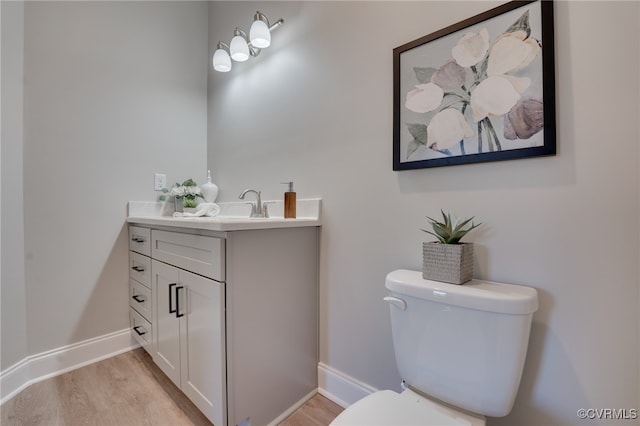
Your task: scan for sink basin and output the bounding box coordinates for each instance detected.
[171,215,283,222]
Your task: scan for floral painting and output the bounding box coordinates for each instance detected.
[393,0,555,170]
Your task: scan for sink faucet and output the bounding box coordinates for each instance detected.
[239,189,265,218]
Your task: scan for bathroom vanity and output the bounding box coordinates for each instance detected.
[127,200,321,426]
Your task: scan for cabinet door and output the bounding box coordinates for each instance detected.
[179,269,226,426]
[152,260,181,387]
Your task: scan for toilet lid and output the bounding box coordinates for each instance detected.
[330,389,485,426]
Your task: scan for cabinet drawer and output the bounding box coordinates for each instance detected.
[129,226,151,256]
[151,230,225,281]
[130,307,152,353]
[130,251,151,288]
[129,278,152,321]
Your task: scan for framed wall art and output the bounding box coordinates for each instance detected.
[393,0,555,170]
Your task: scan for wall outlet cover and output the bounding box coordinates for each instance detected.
[154,173,167,191]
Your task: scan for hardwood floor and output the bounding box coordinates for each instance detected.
[279,394,343,426]
[0,349,343,426]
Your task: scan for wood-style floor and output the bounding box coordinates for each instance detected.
[0,348,343,426]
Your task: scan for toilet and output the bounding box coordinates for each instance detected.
[331,269,538,426]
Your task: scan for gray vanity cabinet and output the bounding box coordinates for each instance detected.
[127,223,319,426]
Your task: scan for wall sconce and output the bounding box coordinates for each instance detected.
[213,11,284,73]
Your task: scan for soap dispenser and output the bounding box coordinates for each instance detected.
[281,181,296,219]
[201,170,219,203]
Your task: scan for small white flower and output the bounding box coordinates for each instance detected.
[405,83,444,114]
[170,186,185,197]
[487,30,540,77]
[452,28,490,68]
[470,75,524,122]
[185,185,201,196]
[427,108,474,150]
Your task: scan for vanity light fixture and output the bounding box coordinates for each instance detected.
[212,11,284,73]
[230,28,250,62]
[249,11,272,48]
[212,42,232,72]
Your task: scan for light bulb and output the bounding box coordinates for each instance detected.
[230,31,250,62]
[212,47,231,72]
[250,19,271,49]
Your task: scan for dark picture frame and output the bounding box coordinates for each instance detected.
[393,0,555,170]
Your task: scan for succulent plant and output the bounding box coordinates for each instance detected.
[422,210,481,244]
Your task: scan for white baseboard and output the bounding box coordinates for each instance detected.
[3,336,376,413]
[317,362,378,409]
[1,328,138,405]
[0,358,31,406]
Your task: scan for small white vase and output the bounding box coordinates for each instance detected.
[201,170,219,203]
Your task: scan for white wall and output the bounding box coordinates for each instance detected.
[20,1,208,355]
[208,2,640,425]
[1,0,28,371]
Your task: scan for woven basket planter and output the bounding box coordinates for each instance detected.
[422,242,474,285]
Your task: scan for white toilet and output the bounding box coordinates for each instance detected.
[331,269,538,426]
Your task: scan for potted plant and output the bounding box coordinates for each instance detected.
[421,210,481,284]
[170,178,203,213]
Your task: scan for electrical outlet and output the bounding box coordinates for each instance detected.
[154,173,167,191]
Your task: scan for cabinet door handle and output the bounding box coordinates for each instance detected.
[169,283,177,314]
[176,286,184,318]
[133,325,146,336]
[131,266,145,272]
[132,295,145,303]
[131,237,145,243]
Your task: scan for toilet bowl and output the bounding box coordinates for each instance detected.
[330,269,538,426]
[331,388,485,426]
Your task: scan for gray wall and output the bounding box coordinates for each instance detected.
[2,2,638,424]
[208,2,639,425]
[1,0,28,371]
[19,1,208,355]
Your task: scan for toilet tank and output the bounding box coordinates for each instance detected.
[385,270,538,417]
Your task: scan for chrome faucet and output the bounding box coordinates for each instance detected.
[239,189,265,218]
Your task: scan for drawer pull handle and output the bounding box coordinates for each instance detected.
[176,286,184,318]
[131,237,145,243]
[131,266,145,272]
[133,325,146,336]
[132,295,145,303]
[169,283,177,314]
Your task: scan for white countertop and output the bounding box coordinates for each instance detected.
[127,198,322,232]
